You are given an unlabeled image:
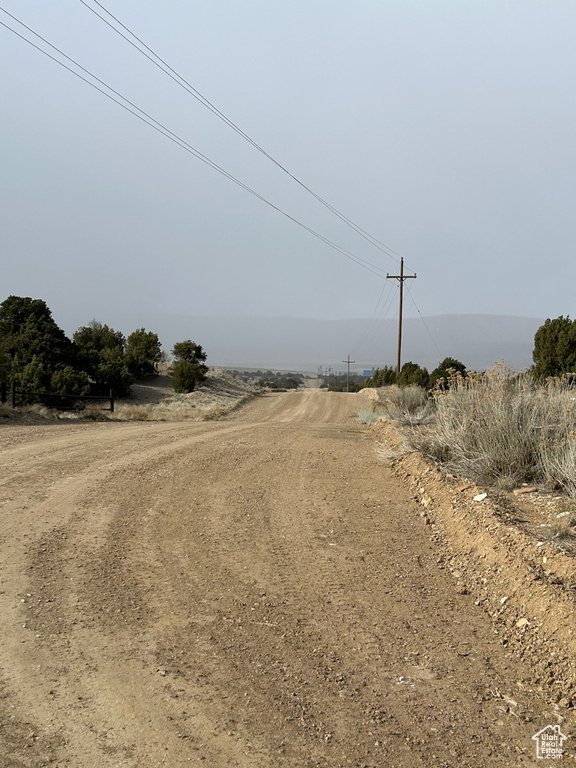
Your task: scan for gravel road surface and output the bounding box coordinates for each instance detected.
[0,390,569,767]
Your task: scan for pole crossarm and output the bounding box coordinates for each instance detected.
[386,258,417,377]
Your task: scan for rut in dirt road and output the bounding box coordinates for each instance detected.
[0,390,571,767]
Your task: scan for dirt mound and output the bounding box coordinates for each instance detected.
[114,368,260,421]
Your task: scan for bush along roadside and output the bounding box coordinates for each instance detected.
[410,364,576,510]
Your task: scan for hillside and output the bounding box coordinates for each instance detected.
[57,312,544,372]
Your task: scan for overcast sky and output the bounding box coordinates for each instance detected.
[2,1,575,343]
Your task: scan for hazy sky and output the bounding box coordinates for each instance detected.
[2,1,575,341]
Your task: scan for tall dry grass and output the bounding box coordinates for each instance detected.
[353,407,386,425]
[354,386,433,427]
[410,365,576,501]
[381,385,434,426]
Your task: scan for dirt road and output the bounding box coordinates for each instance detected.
[0,390,572,767]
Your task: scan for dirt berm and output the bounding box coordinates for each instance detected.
[0,389,574,767]
[373,418,576,710]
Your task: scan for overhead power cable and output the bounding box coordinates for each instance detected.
[355,284,399,359]
[352,279,393,355]
[0,8,389,279]
[405,282,443,361]
[77,0,412,271]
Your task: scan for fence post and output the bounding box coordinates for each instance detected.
[0,382,6,405]
[109,389,114,413]
[11,381,16,408]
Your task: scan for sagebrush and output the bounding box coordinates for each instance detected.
[410,365,576,501]
[380,385,434,426]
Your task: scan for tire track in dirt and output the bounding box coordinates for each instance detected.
[0,390,573,766]
[0,420,260,767]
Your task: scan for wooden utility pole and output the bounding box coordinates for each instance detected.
[386,258,417,378]
[342,355,355,392]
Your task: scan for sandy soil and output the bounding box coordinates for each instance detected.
[0,389,573,767]
[112,369,259,421]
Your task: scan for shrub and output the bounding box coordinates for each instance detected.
[125,328,162,377]
[365,366,396,387]
[397,362,430,389]
[412,365,576,498]
[259,375,302,390]
[429,357,467,388]
[382,385,433,426]
[172,360,204,393]
[532,316,576,378]
[354,408,385,425]
[171,340,208,393]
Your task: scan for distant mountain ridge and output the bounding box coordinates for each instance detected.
[57,312,544,373]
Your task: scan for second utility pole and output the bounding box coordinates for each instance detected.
[342,355,355,392]
[386,258,417,378]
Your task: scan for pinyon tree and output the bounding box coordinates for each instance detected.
[532,316,576,379]
[74,320,133,396]
[171,340,208,393]
[0,295,89,402]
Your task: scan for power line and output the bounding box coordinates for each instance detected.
[354,283,399,359]
[77,0,409,268]
[405,281,444,362]
[357,286,399,357]
[0,8,389,278]
[354,280,389,349]
[353,279,393,355]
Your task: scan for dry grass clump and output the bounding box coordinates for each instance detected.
[0,402,60,422]
[376,385,434,426]
[411,364,576,501]
[1,370,258,423]
[539,512,576,551]
[353,407,386,425]
[110,369,259,422]
[355,386,433,426]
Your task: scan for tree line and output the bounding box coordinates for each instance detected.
[364,357,467,390]
[0,295,207,405]
[2,295,574,406]
[364,315,576,389]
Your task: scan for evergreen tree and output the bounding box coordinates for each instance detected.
[0,296,88,402]
[125,328,162,378]
[429,357,467,388]
[74,320,133,395]
[398,361,430,388]
[532,316,576,378]
[171,340,208,393]
[365,365,397,387]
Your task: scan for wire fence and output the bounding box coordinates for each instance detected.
[1,382,114,412]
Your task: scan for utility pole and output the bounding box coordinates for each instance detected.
[342,355,355,392]
[386,258,417,378]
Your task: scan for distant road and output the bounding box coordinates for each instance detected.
[302,377,323,388]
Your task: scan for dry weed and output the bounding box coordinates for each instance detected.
[411,364,576,501]
[539,513,576,551]
[379,385,434,426]
[1,369,258,424]
[354,408,385,425]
